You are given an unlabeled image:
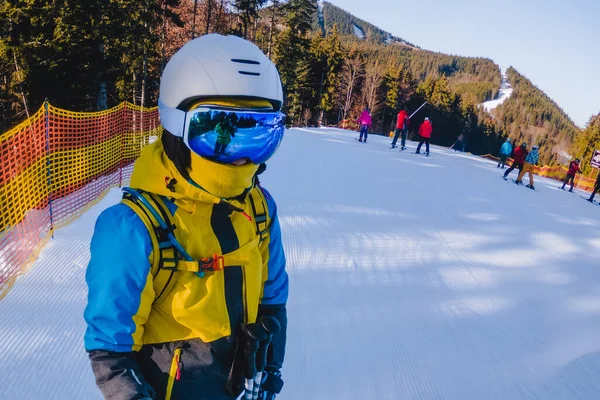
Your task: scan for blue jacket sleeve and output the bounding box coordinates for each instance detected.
[84,203,157,399]
[259,188,288,305]
[84,203,155,352]
[256,187,288,381]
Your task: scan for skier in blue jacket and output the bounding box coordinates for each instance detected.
[516,145,540,189]
[497,139,512,169]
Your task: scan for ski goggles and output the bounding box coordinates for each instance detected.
[158,100,286,164]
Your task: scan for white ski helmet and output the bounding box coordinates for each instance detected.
[158,34,283,137]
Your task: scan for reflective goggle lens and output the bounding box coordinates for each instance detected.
[184,108,285,164]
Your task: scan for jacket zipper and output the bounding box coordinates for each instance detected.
[241,265,248,324]
[165,347,182,400]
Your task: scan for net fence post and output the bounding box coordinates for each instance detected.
[44,100,54,238]
[119,101,126,188]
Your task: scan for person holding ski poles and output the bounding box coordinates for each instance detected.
[561,158,582,192]
[415,117,432,156]
[84,34,288,400]
[454,133,465,152]
[391,106,409,149]
[357,107,372,143]
[587,172,600,203]
[515,144,540,189]
[497,139,512,168]
[503,142,528,180]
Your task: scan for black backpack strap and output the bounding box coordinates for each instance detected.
[248,188,270,243]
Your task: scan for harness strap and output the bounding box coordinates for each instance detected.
[121,187,271,302]
[248,190,269,243]
[122,191,179,303]
[172,237,261,276]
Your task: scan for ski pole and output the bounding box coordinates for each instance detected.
[252,316,282,400]
[242,323,268,400]
[409,101,428,119]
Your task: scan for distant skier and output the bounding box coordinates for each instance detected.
[515,144,540,189]
[561,158,582,192]
[503,142,527,180]
[391,107,409,149]
[415,117,432,156]
[497,139,512,168]
[586,172,600,203]
[357,107,372,143]
[454,133,465,152]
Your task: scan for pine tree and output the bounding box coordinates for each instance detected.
[233,0,268,40]
[318,25,344,125]
[273,0,317,124]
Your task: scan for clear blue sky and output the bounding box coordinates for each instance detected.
[330,0,600,128]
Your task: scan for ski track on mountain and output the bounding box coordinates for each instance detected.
[482,72,513,112]
[1,128,600,399]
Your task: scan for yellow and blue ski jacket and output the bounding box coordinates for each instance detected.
[83,140,288,400]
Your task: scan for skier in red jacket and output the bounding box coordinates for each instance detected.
[415,117,432,156]
[503,142,528,180]
[561,158,582,192]
[391,107,409,149]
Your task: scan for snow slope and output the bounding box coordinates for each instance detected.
[316,0,324,32]
[2,128,600,399]
[482,72,514,112]
[353,24,365,39]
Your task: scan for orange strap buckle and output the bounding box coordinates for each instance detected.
[200,254,225,272]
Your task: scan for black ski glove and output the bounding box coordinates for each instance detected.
[259,367,284,400]
[257,304,287,398]
[257,304,287,370]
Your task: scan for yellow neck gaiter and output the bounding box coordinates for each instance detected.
[188,154,259,199]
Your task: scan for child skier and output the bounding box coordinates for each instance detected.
[391,107,409,149]
[516,144,540,189]
[503,143,527,180]
[357,107,372,143]
[415,117,432,156]
[561,158,582,192]
[84,35,288,400]
[497,139,512,168]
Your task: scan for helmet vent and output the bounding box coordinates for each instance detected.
[239,71,261,76]
[231,59,260,65]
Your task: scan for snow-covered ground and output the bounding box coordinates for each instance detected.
[482,72,514,112]
[353,24,365,39]
[1,128,600,399]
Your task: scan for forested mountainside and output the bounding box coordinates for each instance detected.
[2,0,593,168]
[492,67,580,165]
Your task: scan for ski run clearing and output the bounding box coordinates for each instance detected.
[482,72,514,112]
[353,24,365,40]
[1,128,600,400]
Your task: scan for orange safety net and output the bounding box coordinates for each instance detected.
[480,154,597,191]
[338,119,360,131]
[0,101,161,300]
